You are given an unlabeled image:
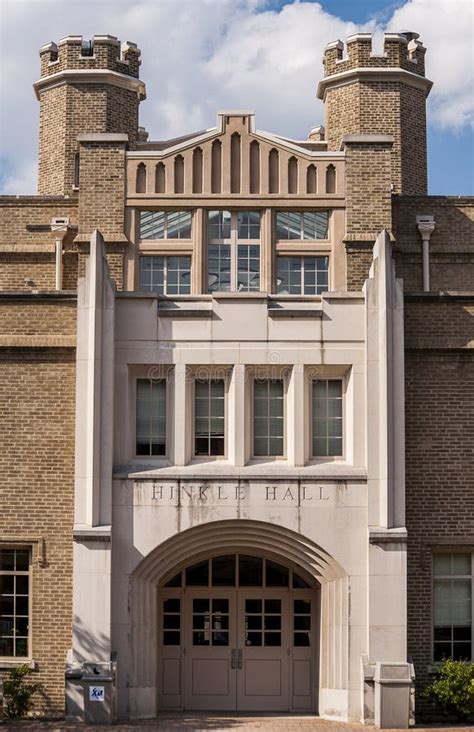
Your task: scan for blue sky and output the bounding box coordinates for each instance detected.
[0,0,473,195]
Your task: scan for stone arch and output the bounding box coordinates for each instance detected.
[127,519,349,719]
[211,139,222,194]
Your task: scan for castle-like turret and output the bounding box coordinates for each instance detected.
[34,35,146,195]
[317,32,432,195]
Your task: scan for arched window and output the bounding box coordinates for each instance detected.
[155,163,165,194]
[211,140,222,194]
[136,162,147,194]
[269,148,279,194]
[306,164,317,194]
[288,156,298,194]
[192,148,203,194]
[249,140,260,194]
[174,155,184,194]
[326,164,336,194]
[230,133,241,194]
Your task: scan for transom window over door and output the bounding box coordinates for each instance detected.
[163,554,311,589]
[208,210,261,293]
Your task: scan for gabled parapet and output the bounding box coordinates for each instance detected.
[39,34,141,79]
[322,31,426,78]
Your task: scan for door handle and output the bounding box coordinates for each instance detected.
[238,649,243,669]
[231,649,236,669]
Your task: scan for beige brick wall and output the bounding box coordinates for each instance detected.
[325,81,427,195]
[0,347,76,714]
[0,197,78,292]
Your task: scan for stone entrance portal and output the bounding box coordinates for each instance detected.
[158,553,317,712]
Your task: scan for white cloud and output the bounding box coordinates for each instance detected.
[0,0,472,194]
[387,0,474,129]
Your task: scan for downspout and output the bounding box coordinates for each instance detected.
[55,238,63,290]
[416,215,436,292]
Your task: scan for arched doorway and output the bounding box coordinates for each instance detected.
[128,520,348,719]
[158,552,318,712]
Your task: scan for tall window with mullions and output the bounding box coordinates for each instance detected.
[312,380,343,457]
[253,379,284,457]
[195,379,225,456]
[136,378,167,456]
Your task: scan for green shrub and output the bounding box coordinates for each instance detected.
[423,659,474,720]
[2,664,41,719]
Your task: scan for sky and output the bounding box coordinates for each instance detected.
[0,0,473,196]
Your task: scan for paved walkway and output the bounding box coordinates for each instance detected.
[1,714,473,731]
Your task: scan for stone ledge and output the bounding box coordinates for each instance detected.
[0,335,76,347]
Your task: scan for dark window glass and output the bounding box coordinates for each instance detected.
[164,572,182,588]
[136,378,166,456]
[0,548,30,657]
[239,556,263,586]
[293,573,311,589]
[186,560,209,587]
[212,555,236,586]
[266,560,289,587]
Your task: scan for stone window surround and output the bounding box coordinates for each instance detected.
[126,207,341,294]
[126,364,351,468]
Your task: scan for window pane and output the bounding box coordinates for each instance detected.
[237,211,261,239]
[186,561,209,586]
[237,244,260,292]
[139,256,164,294]
[194,380,225,456]
[212,555,236,586]
[313,380,342,457]
[140,211,165,239]
[266,561,289,587]
[208,244,231,292]
[239,556,263,586]
[136,379,166,456]
[208,210,231,239]
[253,380,284,456]
[303,211,329,240]
[167,211,192,239]
[277,257,302,294]
[0,549,30,658]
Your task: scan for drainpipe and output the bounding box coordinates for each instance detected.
[50,217,70,291]
[416,215,435,292]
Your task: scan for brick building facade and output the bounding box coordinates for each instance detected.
[0,30,472,726]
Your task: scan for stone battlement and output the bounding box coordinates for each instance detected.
[39,34,141,79]
[323,31,426,77]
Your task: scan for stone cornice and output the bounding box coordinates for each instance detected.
[33,68,146,100]
[317,67,433,99]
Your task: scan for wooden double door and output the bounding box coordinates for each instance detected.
[184,588,290,711]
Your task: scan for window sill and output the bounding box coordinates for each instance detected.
[0,658,35,670]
